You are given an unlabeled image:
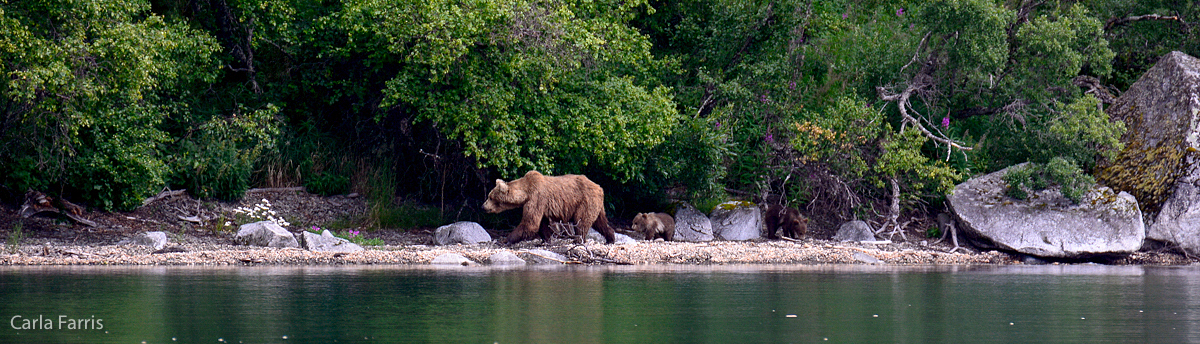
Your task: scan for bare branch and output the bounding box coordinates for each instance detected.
[876,86,973,151]
[899,32,932,74]
[1106,14,1188,31]
[1072,75,1117,104]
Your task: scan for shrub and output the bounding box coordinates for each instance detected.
[1003,157,1095,204]
[170,105,281,201]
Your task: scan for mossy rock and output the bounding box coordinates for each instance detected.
[1095,51,1200,213]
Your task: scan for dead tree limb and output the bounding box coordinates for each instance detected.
[142,189,187,206]
[877,85,973,152]
[1106,14,1187,31]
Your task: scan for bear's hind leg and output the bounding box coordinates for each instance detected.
[593,213,616,244]
[537,218,554,243]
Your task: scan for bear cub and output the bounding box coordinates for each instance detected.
[632,212,675,241]
[762,204,808,240]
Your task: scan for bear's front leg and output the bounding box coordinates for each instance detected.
[506,210,544,245]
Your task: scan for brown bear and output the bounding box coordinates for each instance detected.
[762,204,808,239]
[483,170,616,245]
[632,212,675,241]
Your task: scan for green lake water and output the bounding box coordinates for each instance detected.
[1,264,1197,343]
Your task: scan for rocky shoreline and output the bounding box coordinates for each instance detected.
[1,188,1195,267]
[0,234,1191,266]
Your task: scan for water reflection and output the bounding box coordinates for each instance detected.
[0,264,1198,343]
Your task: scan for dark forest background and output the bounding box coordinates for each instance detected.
[1,0,1196,231]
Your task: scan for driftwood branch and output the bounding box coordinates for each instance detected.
[143,189,187,206]
[20,191,97,227]
[1106,14,1187,30]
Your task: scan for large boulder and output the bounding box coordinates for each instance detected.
[434,221,493,245]
[948,164,1144,259]
[673,203,714,242]
[235,221,299,248]
[711,201,762,241]
[832,221,877,242]
[1099,51,1200,214]
[1100,52,1200,253]
[301,230,364,253]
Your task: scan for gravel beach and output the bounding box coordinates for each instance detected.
[0,189,1192,266]
[0,235,1190,266]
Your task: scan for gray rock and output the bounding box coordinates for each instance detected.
[1152,181,1200,251]
[120,231,169,250]
[1097,51,1200,253]
[853,252,881,264]
[235,221,299,248]
[301,230,364,253]
[673,203,714,242]
[833,221,877,242]
[434,221,493,245]
[948,164,1145,259]
[711,201,762,241]
[519,249,567,264]
[587,229,637,245]
[489,251,528,265]
[431,253,474,265]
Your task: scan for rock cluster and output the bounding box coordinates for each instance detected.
[235,221,363,253]
[1095,51,1200,254]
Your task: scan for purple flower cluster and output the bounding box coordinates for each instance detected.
[942,116,950,129]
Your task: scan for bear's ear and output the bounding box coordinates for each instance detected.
[495,179,508,192]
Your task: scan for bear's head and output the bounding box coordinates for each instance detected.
[631,213,660,234]
[780,208,808,235]
[483,179,527,213]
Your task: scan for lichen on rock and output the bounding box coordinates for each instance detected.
[1097,51,1200,213]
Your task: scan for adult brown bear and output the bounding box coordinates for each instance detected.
[483,171,617,245]
[762,204,808,239]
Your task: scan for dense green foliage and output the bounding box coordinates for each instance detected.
[1003,157,1096,204]
[0,0,1194,226]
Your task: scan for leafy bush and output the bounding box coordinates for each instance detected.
[170,105,281,201]
[1003,157,1095,204]
[0,0,219,210]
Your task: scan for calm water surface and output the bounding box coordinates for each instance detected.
[1,264,1198,343]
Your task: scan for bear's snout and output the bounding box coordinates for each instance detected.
[482,200,500,213]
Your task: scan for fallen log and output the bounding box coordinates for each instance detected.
[19,190,97,227]
[142,189,186,206]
